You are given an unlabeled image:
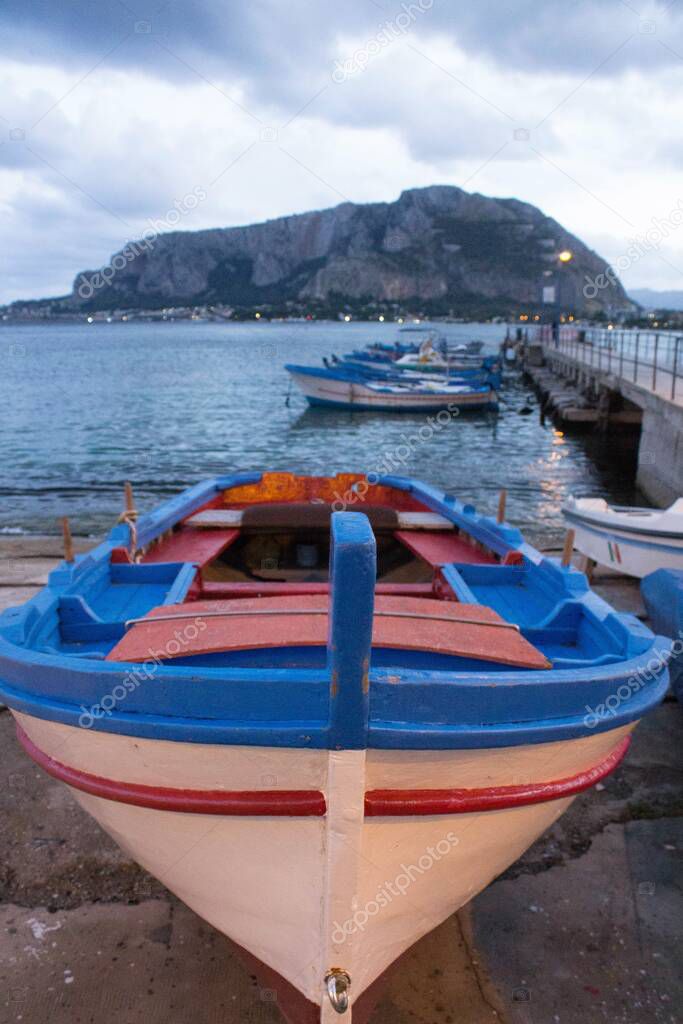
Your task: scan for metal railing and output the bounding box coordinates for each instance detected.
[529,325,683,402]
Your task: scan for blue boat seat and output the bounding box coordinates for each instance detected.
[442,562,644,668]
[57,562,197,644]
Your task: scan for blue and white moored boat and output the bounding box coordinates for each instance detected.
[0,472,668,1023]
[285,364,498,411]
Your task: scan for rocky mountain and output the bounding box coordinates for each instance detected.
[63,186,631,315]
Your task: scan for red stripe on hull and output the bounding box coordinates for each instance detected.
[15,726,326,816]
[16,725,630,819]
[365,735,630,816]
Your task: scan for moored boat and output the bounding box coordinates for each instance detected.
[563,496,683,577]
[0,472,669,1022]
[285,364,498,411]
[393,337,490,374]
[640,568,683,701]
[336,353,503,390]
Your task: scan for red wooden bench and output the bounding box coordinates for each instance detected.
[107,594,549,670]
[395,530,497,567]
[142,528,239,567]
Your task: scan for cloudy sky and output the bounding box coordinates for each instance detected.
[2,0,683,303]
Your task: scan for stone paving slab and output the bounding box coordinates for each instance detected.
[472,820,682,1024]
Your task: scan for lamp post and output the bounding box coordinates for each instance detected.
[556,250,573,317]
[540,249,575,343]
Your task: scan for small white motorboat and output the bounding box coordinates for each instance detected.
[563,496,683,577]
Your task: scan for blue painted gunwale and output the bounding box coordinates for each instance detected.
[0,472,670,750]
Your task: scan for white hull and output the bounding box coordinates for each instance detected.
[289,371,494,411]
[15,711,631,1019]
[564,497,683,578]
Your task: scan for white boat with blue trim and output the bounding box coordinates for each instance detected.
[0,472,669,1022]
[563,495,683,577]
[285,364,498,412]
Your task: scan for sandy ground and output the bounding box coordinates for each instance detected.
[0,537,681,1024]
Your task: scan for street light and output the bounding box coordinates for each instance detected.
[556,250,575,321]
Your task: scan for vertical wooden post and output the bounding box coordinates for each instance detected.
[61,517,74,563]
[124,481,136,516]
[561,528,575,567]
[327,512,376,750]
[497,489,507,524]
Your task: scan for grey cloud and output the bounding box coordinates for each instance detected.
[2,1,683,102]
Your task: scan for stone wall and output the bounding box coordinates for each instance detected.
[636,395,683,506]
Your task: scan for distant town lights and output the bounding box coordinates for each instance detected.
[344,314,351,322]
[255,312,261,319]
[558,250,573,263]
[378,315,385,322]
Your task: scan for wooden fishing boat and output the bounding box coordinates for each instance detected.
[285,364,498,411]
[325,360,501,391]
[563,496,683,577]
[0,472,669,1023]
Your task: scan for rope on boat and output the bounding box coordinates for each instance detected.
[124,608,521,632]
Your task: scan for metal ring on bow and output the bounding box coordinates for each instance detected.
[325,969,351,1014]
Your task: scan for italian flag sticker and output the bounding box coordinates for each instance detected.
[608,541,622,564]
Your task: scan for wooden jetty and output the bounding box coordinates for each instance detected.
[524,363,642,426]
